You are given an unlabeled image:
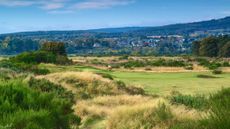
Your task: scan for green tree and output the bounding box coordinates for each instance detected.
[41,42,66,55]
[192,41,201,56]
[199,37,219,57]
[221,41,230,57]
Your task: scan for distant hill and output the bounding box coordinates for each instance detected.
[89,16,230,35]
[1,16,230,36]
[0,16,230,55]
[135,16,230,35]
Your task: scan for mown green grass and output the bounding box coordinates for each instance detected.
[39,64,230,95]
[110,72,230,95]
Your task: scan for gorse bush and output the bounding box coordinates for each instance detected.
[28,78,74,103]
[0,60,50,75]
[0,79,80,129]
[9,51,71,65]
[120,58,190,68]
[0,42,72,74]
[9,51,56,64]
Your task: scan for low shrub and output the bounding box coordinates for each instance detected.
[170,94,208,110]
[222,61,230,67]
[170,120,203,129]
[204,88,230,129]
[0,60,50,75]
[28,78,74,102]
[0,79,79,129]
[195,58,228,70]
[197,74,219,79]
[10,51,72,65]
[170,88,230,129]
[120,58,191,68]
[212,69,222,74]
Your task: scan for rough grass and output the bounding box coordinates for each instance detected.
[75,95,164,129]
[74,95,204,129]
[37,71,143,99]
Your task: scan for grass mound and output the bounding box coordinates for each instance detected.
[37,72,144,99]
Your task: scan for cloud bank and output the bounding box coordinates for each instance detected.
[0,0,135,13]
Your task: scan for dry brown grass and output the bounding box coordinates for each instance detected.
[74,95,203,129]
[36,71,143,100]
[74,95,164,129]
[37,71,113,92]
[74,95,160,118]
[38,71,111,83]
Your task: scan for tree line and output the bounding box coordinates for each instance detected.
[192,35,230,57]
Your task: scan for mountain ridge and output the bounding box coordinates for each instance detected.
[1,16,230,36]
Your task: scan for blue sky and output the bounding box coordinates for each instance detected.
[0,0,229,34]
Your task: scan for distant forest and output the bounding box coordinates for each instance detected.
[0,16,230,56]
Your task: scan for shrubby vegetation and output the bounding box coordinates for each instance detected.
[10,42,71,65]
[170,88,230,129]
[170,93,208,110]
[90,58,192,69]
[0,77,80,129]
[195,57,230,70]
[121,58,192,68]
[0,42,71,75]
[0,43,81,128]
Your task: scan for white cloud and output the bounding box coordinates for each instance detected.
[221,11,230,15]
[0,0,135,13]
[72,0,135,9]
[0,0,34,6]
[41,3,64,10]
